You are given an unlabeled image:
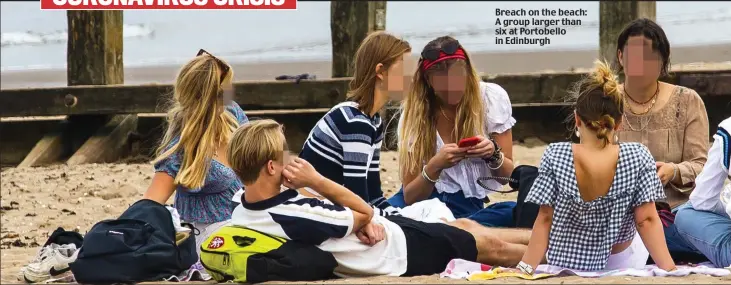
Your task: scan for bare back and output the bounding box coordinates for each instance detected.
[573,144,632,253]
[572,144,620,202]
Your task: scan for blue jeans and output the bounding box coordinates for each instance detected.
[387,187,516,228]
[674,205,731,267]
[663,203,702,254]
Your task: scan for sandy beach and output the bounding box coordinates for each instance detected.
[2,43,731,89]
[2,32,731,284]
[2,140,730,284]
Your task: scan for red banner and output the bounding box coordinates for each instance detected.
[41,0,297,10]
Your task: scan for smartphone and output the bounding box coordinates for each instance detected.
[458,136,480,148]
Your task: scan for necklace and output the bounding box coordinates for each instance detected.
[439,106,453,123]
[622,113,651,132]
[624,82,659,105]
[624,82,659,115]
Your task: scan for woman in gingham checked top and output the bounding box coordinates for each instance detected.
[512,60,676,273]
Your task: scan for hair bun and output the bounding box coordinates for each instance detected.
[590,114,616,141]
[591,60,622,107]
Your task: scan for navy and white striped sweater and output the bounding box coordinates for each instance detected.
[299,101,394,213]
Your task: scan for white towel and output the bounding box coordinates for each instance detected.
[166,206,190,233]
[440,259,731,279]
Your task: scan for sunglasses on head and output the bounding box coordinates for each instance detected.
[197,49,230,84]
[421,39,461,61]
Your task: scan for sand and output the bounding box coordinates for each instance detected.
[2,140,729,284]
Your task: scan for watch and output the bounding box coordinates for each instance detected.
[517,261,534,275]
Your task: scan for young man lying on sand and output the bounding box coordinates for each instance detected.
[225,119,532,277]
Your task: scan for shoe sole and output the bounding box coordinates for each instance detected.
[23,266,70,283]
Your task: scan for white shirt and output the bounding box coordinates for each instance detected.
[689,117,731,218]
[398,82,516,199]
[230,189,409,277]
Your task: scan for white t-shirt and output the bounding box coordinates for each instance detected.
[230,189,409,277]
[398,82,516,199]
[689,117,731,218]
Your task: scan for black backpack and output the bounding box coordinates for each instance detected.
[70,199,198,283]
[509,165,541,228]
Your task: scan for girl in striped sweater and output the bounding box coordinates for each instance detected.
[298,31,411,214]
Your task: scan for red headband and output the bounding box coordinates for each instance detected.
[421,48,467,71]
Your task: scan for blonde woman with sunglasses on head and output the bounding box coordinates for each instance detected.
[143,50,249,251]
[390,36,519,228]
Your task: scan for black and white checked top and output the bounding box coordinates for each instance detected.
[526,142,666,270]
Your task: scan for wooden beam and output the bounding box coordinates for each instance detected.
[368,1,387,32]
[330,1,371,78]
[67,10,124,86]
[0,79,350,117]
[66,10,132,165]
[599,1,656,64]
[17,125,67,168]
[4,95,730,166]
[2,70,729,118]
[18,11,125,167]
[67,114,138,165]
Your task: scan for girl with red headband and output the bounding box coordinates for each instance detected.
[391,36,519,227]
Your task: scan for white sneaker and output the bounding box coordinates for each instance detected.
[22,243,78,283]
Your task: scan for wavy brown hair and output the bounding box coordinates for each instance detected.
[153,54,239,189]
[398,36,485,178]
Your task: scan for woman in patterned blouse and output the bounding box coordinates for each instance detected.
[613,18,710,258]
[142,50,249,251]
[513,60,676,273]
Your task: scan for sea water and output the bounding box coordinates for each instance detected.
[1,1,730,72]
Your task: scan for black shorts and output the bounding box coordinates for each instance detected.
[386,216,478,277]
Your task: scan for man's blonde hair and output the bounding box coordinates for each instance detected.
[227,119,288,184]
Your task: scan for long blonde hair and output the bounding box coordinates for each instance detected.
[398,36,485,178]
[347,31,411,114]
[153,54,239,189]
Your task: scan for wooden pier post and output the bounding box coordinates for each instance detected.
[19,11,137,167]
[330,1,387,78]
[599,1,656,66]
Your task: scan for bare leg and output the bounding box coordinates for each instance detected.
[486,228,532,245]
[448,219,527,267]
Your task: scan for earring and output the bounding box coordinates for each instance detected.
[575,130,580,138]
[614,134,619,144]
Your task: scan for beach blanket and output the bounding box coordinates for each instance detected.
[440,259,731,280]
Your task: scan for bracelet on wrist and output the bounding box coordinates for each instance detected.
[421,165,438,183]
[516,261,534,275]
[670,163,678,182]
[487,152,505,170]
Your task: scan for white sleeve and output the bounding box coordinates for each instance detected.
[689,131,729,216]
[481,82,516,134]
